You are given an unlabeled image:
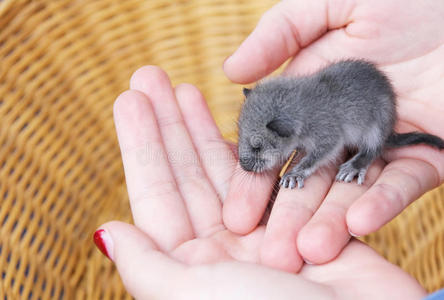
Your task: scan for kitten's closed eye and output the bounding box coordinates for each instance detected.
[266,119,294,138]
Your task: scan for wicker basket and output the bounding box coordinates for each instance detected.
[0,0,443,298]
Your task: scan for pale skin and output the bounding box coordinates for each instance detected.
[223,0,444,271]
[98,66,426,299]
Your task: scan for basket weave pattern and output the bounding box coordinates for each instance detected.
[0,0,443,298]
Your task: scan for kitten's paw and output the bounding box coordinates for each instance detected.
[336,163,367,184]
[280,172,306,189]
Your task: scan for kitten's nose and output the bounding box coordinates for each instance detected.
[239,156,254,172]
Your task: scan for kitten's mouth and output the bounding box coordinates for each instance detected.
[252,164,266,173]
[239,157,266,173]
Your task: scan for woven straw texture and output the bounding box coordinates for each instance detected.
[0,0,443,298]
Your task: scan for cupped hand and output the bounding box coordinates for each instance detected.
[96,66,426,299]
[98,223,426,300]
[223,0,444,271]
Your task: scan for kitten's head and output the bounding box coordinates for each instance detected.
[237,87,296,173]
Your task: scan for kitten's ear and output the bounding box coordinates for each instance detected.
[266,119,294,137]
[243,88,251,97]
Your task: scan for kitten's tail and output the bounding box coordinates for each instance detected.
[386,132,444,149]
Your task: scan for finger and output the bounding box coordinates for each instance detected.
[226,141,239,160]
[300,240,427,300]
[130,67,224,237]
[95,221,186,299]
[260,167,335,272]
[114,90,194,250]
[347,157,440,236]
[223,165,278,234]
[223,0,355,83]
[297,160,384,264]
[175,83,237,201]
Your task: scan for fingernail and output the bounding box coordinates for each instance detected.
[93,229,114,261]
[303,258,315,265]
[223,55,231,64]
[223,55,233,69]
[348,229,361,238]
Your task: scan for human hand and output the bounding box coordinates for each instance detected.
[95,66,426,299]
[223,0,444,271]
[95,224,426,300]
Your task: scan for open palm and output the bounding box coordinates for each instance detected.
[223,0,444,271]
[99,66,426,299]
[113,66,265,264]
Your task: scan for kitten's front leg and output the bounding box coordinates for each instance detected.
[280,147,331,189]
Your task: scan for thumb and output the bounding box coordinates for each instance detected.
[223,0,354,84]
[94,221,185,298]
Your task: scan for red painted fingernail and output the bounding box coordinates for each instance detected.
[93,229,114,261]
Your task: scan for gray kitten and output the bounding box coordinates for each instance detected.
[238,60,444,189]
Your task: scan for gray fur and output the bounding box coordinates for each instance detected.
[237,59,444,188]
